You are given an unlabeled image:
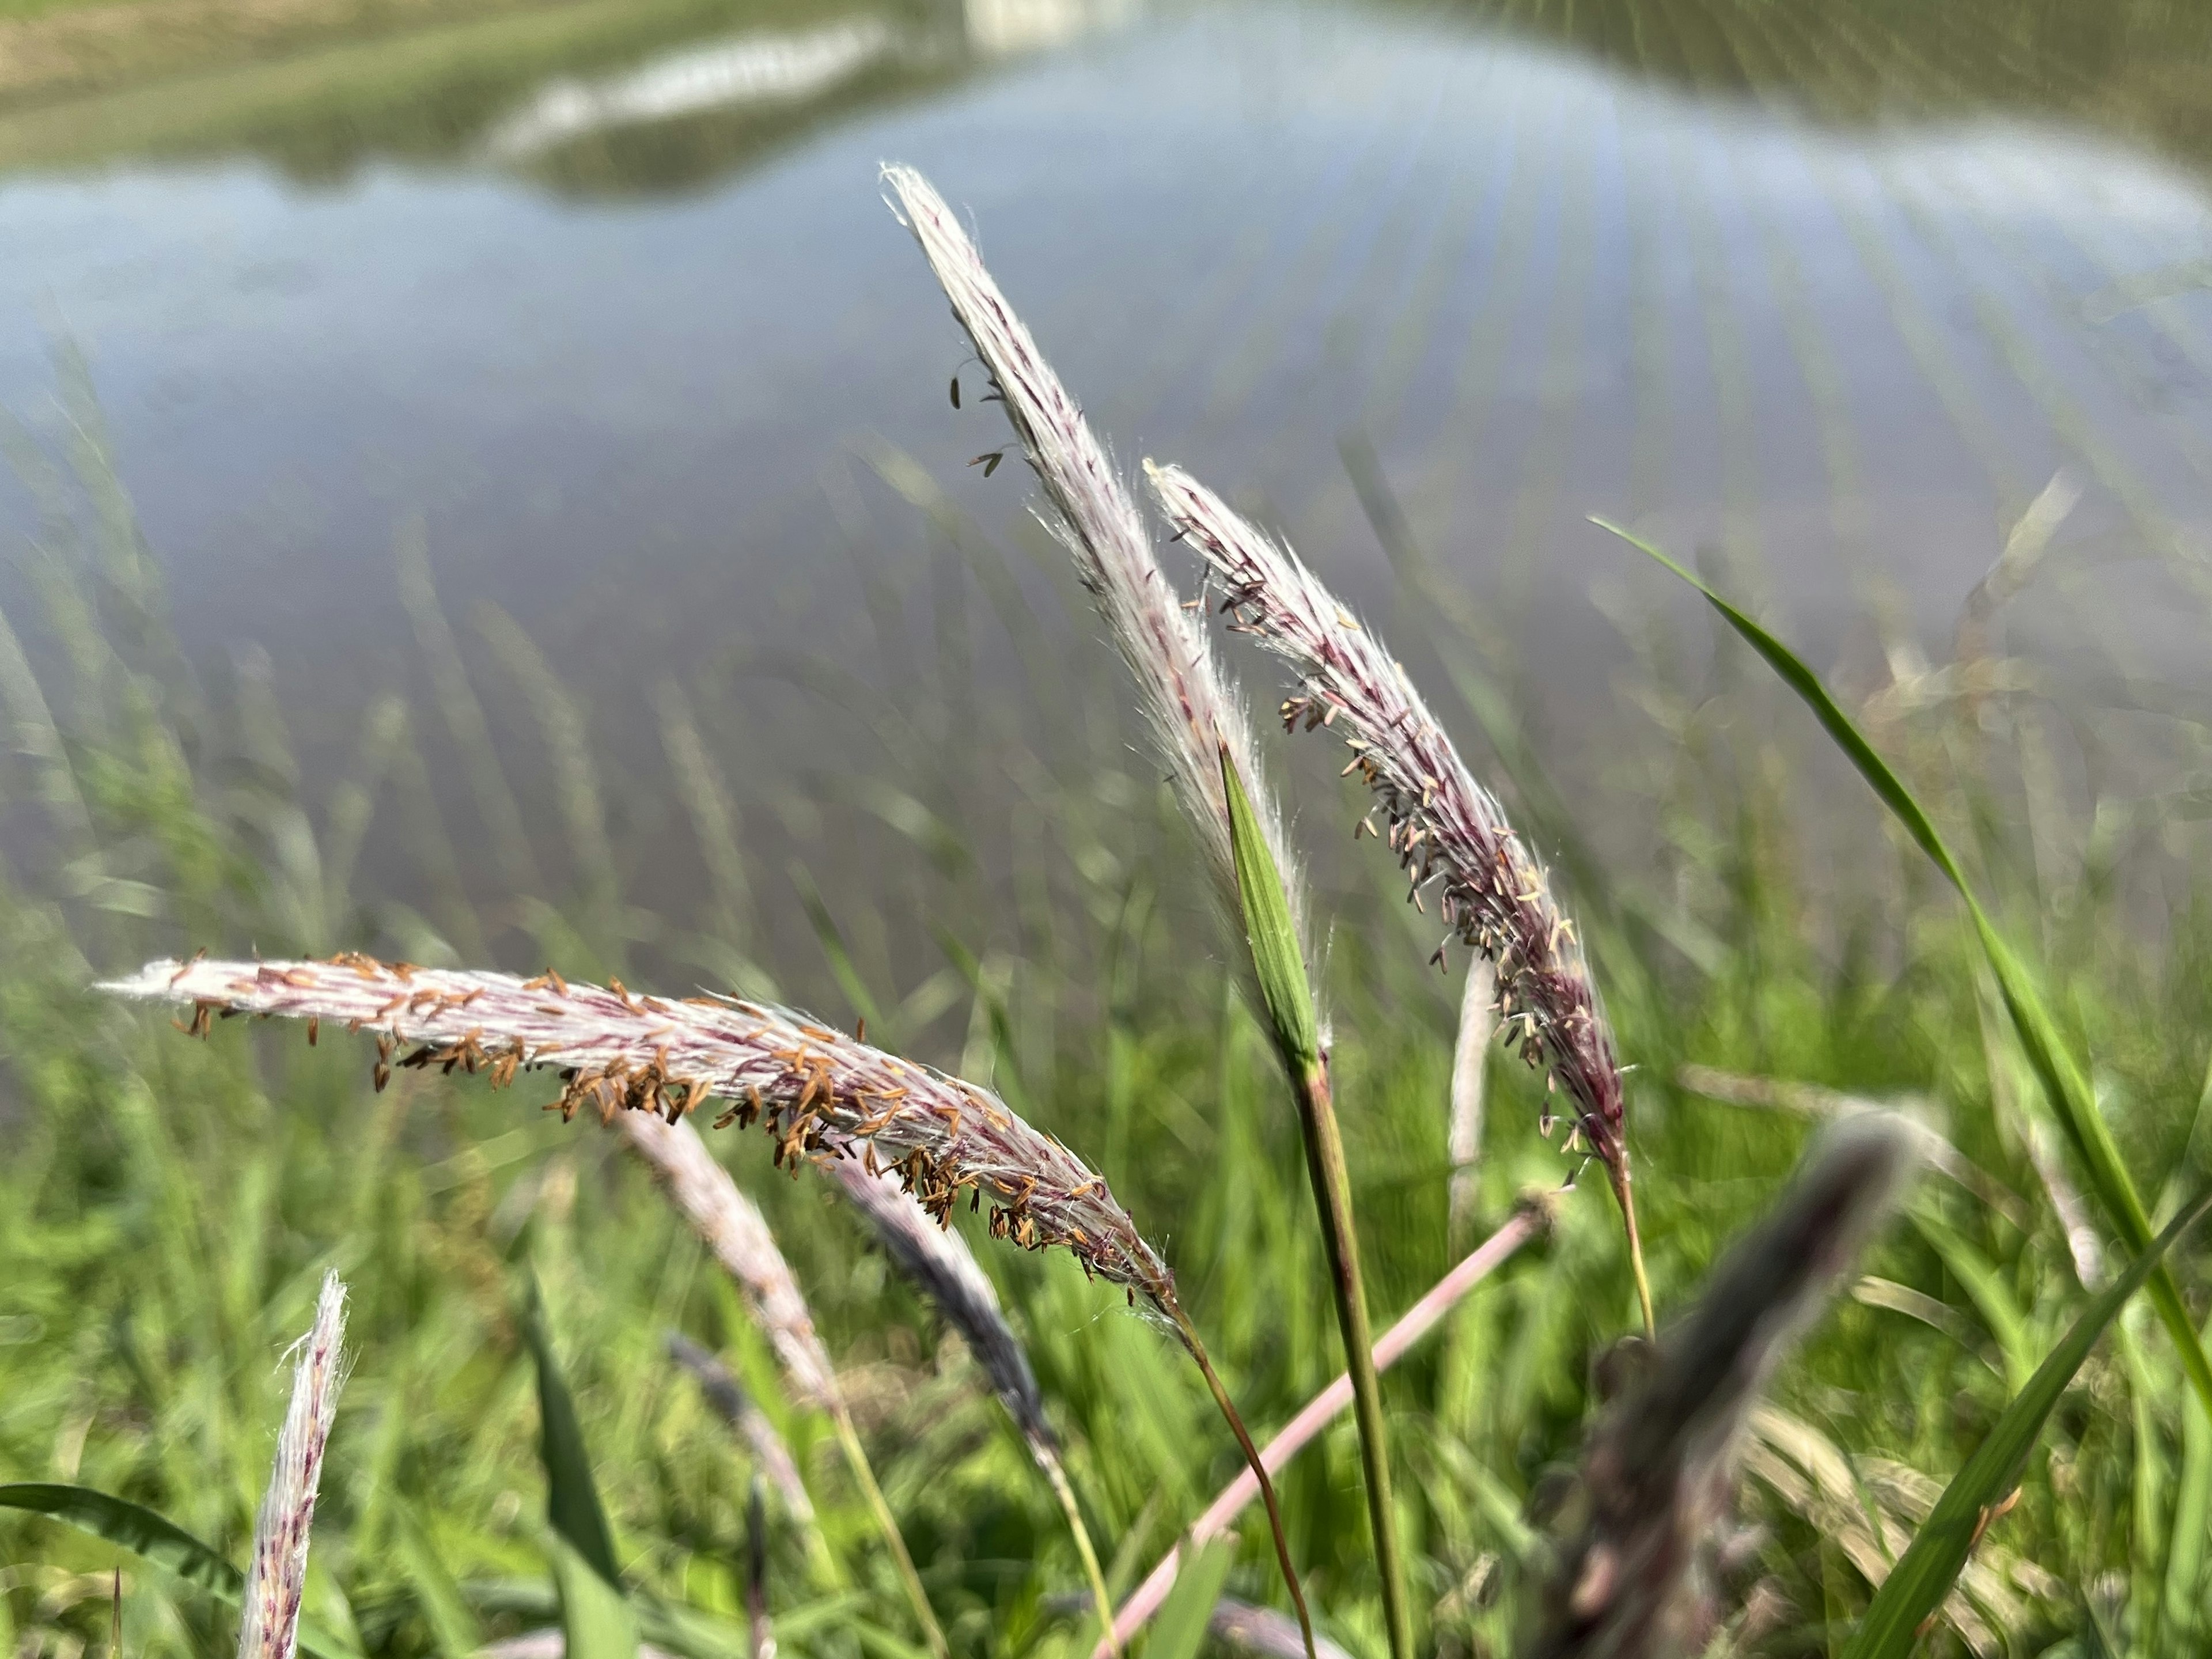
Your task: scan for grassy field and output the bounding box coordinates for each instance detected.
[2,243,2212,1659]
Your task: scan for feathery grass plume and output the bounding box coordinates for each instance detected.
[831,1159,1122,1656]
[666,1332,815,1527]
[621,1112,839,1408]
[1146,461,1654,1331]
[239,1272,349,1659]
[1525,1116,1916,1659]
[879,165,1311,974]
[622,1114,943,1652]
[109,955,1173,1304]
[879,168,1337,1654]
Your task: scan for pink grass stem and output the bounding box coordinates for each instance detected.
[1093,1210,1539,1658]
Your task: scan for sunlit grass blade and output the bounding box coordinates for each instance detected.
[1221,745,1410,1659]
[1842,1185,2212,1659]
[0,1486,361,1659]
[1148,1540,1236,1659]
[1598,515,2212,1419]
[522,1282,639,1659]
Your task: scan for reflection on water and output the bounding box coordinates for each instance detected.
[482,18,900,160]
[4,0,2212,921]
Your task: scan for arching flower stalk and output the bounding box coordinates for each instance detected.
[1147,461,1656,1334]
[104,953,1310,1656]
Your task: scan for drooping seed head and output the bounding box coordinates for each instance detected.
[104,956,1179,1317]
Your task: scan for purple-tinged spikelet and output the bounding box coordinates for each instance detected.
[1147,463,1626,1179]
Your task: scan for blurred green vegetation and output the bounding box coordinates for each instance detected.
[2,344,2212,1659]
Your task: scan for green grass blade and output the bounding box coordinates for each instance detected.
[1842,1185,2212,1658]
[0,1484,361,1659]
[2167,1319,2212,1636]
[550,1535,641,1659]
[520,1281,624,1589]
[1148,1539,1236,1659]
[1599,516,2212,1420]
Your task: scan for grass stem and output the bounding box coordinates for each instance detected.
[1612,1164,1657,1338]
[830,1404,948,1659]
[1043,1452,1119,1659]
[1291,1056,1412,1659]
[1173,1312,1317,1659]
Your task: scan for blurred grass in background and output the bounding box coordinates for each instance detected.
[2,329,2211,1659]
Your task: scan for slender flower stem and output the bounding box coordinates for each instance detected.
[1043,1452,1120,1659]
[1100,1211,1542,1658]
[1291,1055,1411,1659]
[1612,1163,1657,1337]
[830,1404,947,1659]
[1172,1312,1317,1659]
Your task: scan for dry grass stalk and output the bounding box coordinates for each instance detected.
[1094,1202,1546,1658]
[1675,1063,2030,1230]
[108,955,1174,1307]
[1146,463,1652,1328]
[1524,1117,1915,1659]
[879,165,1310,973]
[240,1272,349,1659]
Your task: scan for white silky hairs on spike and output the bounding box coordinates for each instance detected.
[880,164,1317,1003]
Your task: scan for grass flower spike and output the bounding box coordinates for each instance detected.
[1148,463,1652,1331]
[880,165,1310,975]
[240,1272,349,1659]
[110,955,1172,1304]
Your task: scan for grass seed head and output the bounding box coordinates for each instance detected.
[104,955,1181,1318]
[1148,462,1626,1177]
[881,165,1315,1001]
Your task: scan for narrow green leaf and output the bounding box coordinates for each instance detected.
[1842,1186,2212,1658]
[549,1535,639,1659]
[1600,516,2212,1421]
[520,1279,624,1588]
[1150,1540,1237,1659]
[1219,745,1319,1066]
[0,1484,361,1659]
[1910,1214,2032,1393]
[2166,1317,2212,1636]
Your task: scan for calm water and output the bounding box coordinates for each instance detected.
[5,0,2212,936]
